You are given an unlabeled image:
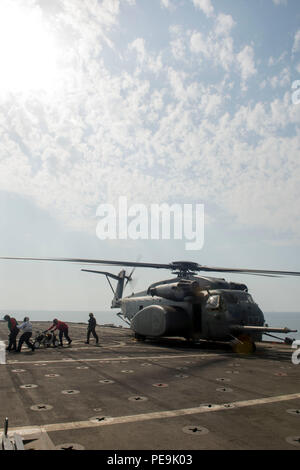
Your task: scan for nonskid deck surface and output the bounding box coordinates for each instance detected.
[0,321,299,450]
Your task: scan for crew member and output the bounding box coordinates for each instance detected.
[47,319,72,347]
[85,312,99,345]
[17,317,35,352]
[4,315,19,352]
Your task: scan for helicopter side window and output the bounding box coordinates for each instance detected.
[206,295,220,310]
[237,294,254,303]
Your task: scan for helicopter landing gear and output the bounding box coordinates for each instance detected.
[231,335,256,354]
[134,333,146,342]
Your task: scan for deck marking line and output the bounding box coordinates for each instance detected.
[6,353,224,365]
[8,392,300,434]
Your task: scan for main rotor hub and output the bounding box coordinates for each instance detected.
[170,261,200,277]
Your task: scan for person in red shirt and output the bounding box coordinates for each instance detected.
[4,315,19,351]
[47,319,72,347]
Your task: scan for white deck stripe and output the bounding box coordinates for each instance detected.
[7,353,225,365]
[8,392,300,435]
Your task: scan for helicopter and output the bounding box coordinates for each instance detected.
[1,256,299,353]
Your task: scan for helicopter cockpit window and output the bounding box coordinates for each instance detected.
[240,293,254,304]
[206,295,220,309]
[222,292,254,304]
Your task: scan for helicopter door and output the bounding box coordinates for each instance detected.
[192,304,202,332]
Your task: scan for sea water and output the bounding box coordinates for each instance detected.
[263,312,300,342]
[0,310,127,328]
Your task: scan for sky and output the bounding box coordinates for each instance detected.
[0,0,299,317]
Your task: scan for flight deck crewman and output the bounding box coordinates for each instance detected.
[4,315,19,352]
[16,317,35,353]
[47,319,72,347]
[85,312,99,345]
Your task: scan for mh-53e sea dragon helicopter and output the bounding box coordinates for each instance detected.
[1,257,299,353]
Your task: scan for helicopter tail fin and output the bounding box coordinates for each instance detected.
[112,269,126,307]
[81,269,128,308]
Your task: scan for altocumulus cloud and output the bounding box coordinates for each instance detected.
[0,0,299,242]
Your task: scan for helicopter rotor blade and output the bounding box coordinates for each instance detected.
[0,256,300,277]
[197,265,300,277]
[229,272,282,278]
[0,256,171,270]
[245,274,282,278]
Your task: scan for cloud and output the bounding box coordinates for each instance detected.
[192,0,214,18]
[268,51,287,66]
[292,29,300,54]
[269,66,290,88]
[160,0,175,9]
[128,38,163,75]
[129,37,147,62]
[1,80,299,240]
[0,0,299,246]
[214,13,235,37]
[189,28,250,79]
[236,45,257,87]
[169,26,186,61]
[188,11,253,82]
[190,31,210,57]
[189,30,235,72]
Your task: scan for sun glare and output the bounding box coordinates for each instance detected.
[0,2,59,93]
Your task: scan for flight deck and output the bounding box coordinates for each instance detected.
[0,321,299,451]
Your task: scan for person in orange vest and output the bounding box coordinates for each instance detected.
[47,319,72,347]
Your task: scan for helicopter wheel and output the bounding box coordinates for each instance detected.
[232,335,256,354]
[134,333,146,342]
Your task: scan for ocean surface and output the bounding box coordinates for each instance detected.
[262,312,300,342]
[1,310,128,328]
[1,310,300,342]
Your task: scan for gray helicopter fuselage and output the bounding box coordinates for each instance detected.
[118,275,265,341]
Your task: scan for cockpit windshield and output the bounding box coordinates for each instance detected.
[222,291,254,304]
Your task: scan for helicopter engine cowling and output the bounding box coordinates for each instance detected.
[131,304,191,337]
[149,280,199,302]
[228,282,248,292]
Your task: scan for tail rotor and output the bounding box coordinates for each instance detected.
[124,255,141,294]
